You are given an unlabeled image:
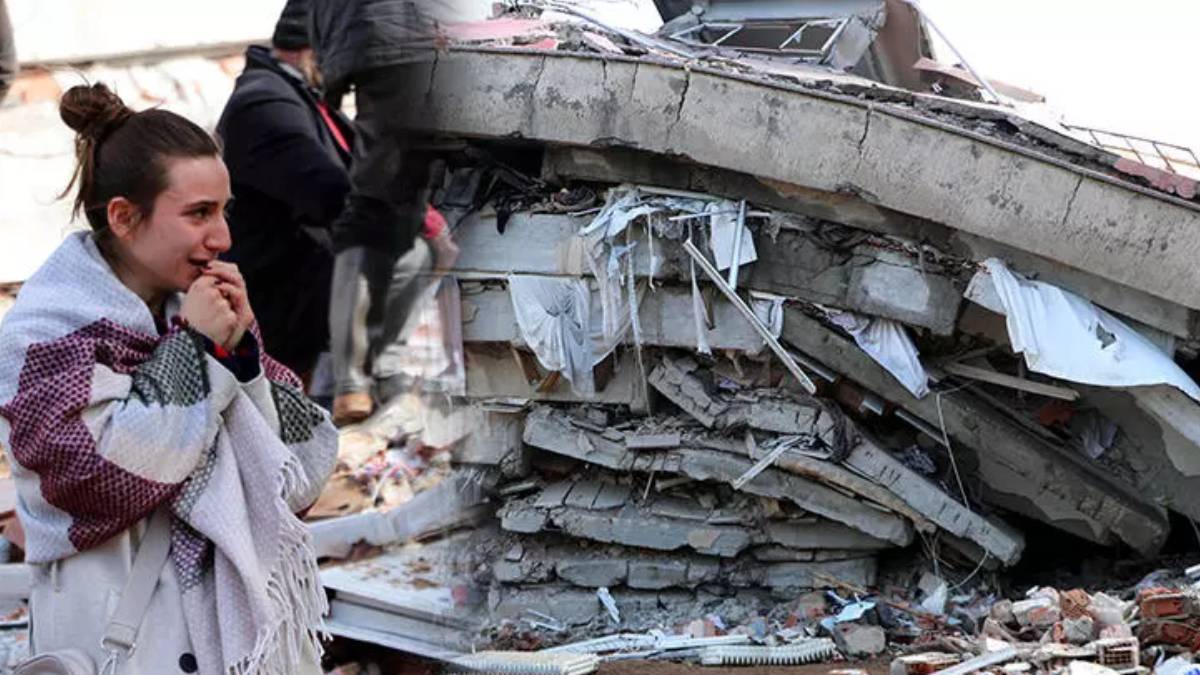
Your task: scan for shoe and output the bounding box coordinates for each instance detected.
[332,391,373,427]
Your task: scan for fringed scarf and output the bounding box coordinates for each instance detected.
[0,233,337,674]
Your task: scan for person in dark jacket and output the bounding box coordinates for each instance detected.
[310,0,460,424]
[0,0,16,103]
[216,0,354,382]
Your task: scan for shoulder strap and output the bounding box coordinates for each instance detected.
[101,509,173,654]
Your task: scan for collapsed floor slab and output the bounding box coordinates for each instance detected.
[454,212,963,334]
[542,145,1200,340]
[522,406,913,545]
[646,355,1023,564]
[779,307,1170,554]
[404,48,1200,311]
[485,583,815,632]
[491,534,875,591]
[498,480,890,556]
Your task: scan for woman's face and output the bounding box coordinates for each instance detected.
[111,155,233,296]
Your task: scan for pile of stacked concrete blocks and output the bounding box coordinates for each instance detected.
[438,183,1031,639]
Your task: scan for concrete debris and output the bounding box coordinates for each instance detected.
[834,623,887,657]
[522,405,913,545]
[780,307,1171,554]
[310,471,491,560]
[303,138,1200,667]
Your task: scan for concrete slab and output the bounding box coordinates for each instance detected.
[780,307,1169,555]
[843,434,1025,564]
[464,345,648,410]
[462,281,767,352]
[405,49,1200,311]
[522,406,913,545]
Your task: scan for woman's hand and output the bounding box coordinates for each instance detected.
[201,261,255,350]
[181,275,238,347]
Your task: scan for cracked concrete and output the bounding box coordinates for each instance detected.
[486,583,784,631]
[522,406,914,545]
[402,48,1200,311]
[540,145,1199,339]
[498,478,891,556]
[780,306,1170,555]
[490,530,877,593]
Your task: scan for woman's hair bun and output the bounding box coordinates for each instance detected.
[59,83,134,141]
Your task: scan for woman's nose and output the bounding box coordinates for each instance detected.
[206,215,232,253]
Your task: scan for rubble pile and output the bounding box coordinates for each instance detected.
[423,166,1200,668]
[434,182,1008,645]
[451,568,1200,674]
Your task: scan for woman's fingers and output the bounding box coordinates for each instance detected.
[216,281,254,324]
[203,261,247,291]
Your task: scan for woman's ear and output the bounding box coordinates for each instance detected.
[106,197,141,241]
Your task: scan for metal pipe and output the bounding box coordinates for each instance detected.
[682,238,818,393]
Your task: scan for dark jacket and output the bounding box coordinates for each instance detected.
[217,45,354,375]
[309,0,437,100]
[0,0,16,103]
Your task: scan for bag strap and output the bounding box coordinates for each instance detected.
[101,509,173,656]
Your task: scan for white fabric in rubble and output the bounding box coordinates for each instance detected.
[581,185,711,355]
[967,258,1200,402]
[829,311,930,398]
[1071,410,1119,460]
[580,184,709,240]
[750,291,787,341]
[508,275,595,395]
[707,200,757,271]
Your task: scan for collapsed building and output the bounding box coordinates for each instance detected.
[305,0,1200,662]
[5,0,1200,671]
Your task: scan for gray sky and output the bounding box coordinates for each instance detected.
[918,0,1200,154]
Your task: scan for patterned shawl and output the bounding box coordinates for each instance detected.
[0,233,338,674]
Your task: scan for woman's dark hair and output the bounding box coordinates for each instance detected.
[58,83,220,232]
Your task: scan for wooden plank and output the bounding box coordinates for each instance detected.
[941,362,1080,401]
